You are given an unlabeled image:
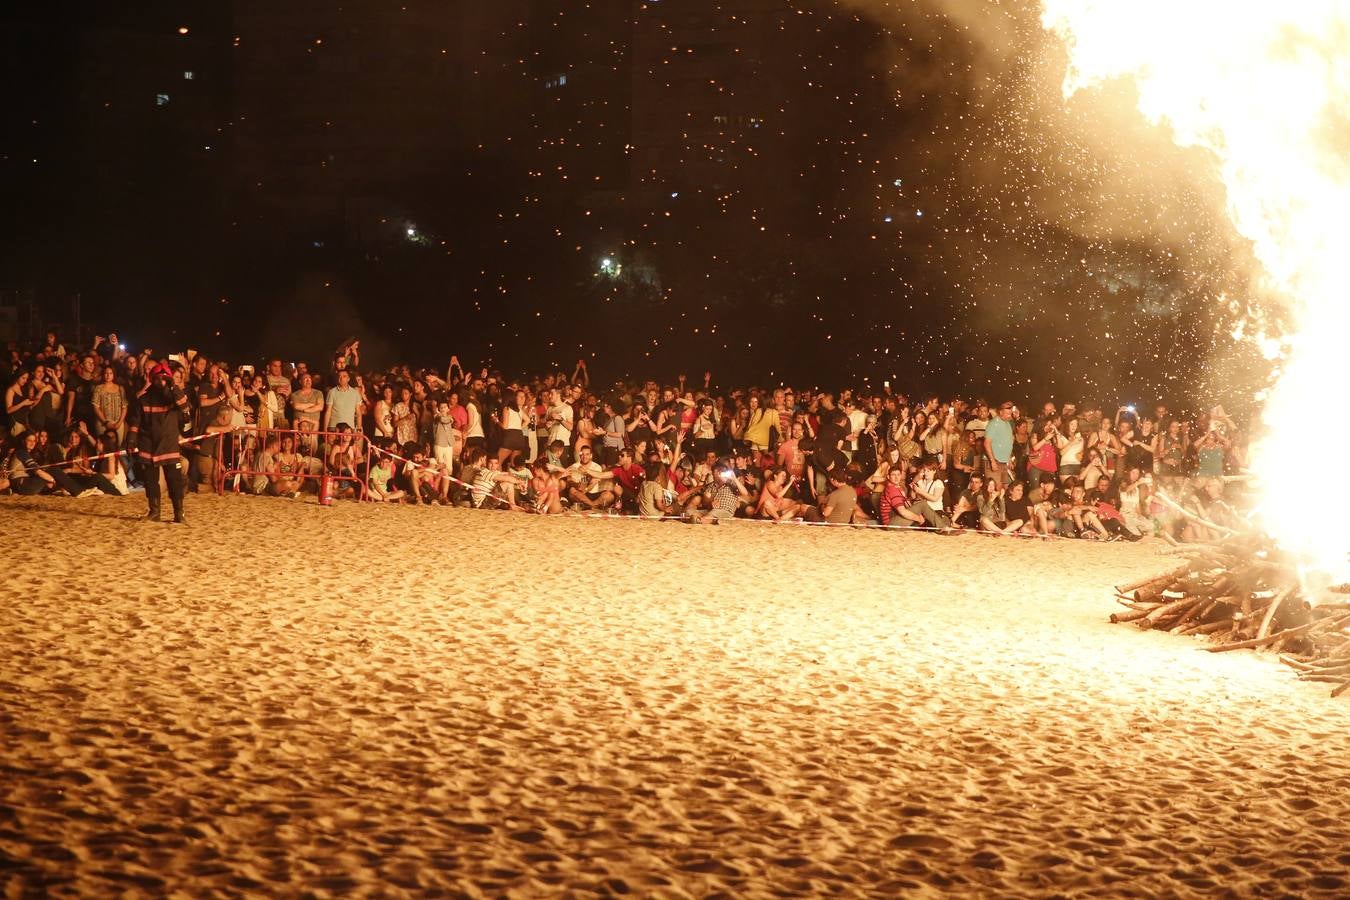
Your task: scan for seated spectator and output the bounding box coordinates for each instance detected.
[253,434,280,496]
[821,470,863,524]
[1066,483,1112,540]
[366,450,406,502]
[910,458,950,529]
[1117,466,1154,537]
[878,465,925,528]
[325,424,362,499]
[976,479,1025,535]
[471,456,526,509]
[58,426,122,496]
[272,434,303,498]
[949,473,986,530]
[96,430,130,495]
[691,459,750,524]
[530,459,564,514]
[638,460,675,519]
[8,431,93,496]
[756,467,809,521]
[564,444,615,511]
[610,447,644,512]
[406,443,446,505]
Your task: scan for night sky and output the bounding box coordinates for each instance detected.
[1,1,1272,409]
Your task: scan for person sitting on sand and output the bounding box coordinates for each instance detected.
[976,479,1025,536]
[637,459,676,519]
[691,459,750,524]
[530,458,564,514]
[467,456,522,508]
[563,444,615,511]
[909,458,950,529]
[948,473,986,530]
[877,465,925,528]
[266,434,302,498]
[756,467,808,521]
[821,470,861,524]
[367,447,405,503]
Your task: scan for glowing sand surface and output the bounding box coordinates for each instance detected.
[3,494,1349,895]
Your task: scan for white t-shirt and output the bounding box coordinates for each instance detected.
[846,409,867,450]
[565,459,606,495]
[547,402,574,445]
[915,476,945,513]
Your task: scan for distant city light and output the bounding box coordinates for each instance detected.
[671,192,679,198]
[178,26,190,35]
[916,209,923,217]
[406,226,417,237]
[883,216,893,223]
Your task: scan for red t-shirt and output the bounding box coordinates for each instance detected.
[611,463,643,493]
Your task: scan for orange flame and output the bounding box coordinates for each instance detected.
[1043,1,1350,577]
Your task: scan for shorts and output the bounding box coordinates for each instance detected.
[1059,464,1081,478]
[990,461,1009,487]
[502,429,528,453]
[433,445,454,470]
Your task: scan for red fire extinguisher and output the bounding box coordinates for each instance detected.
[319,474,333,506]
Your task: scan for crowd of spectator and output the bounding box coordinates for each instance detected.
[2,330,1249,541]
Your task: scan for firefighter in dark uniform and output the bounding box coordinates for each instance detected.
[129,363,192,523]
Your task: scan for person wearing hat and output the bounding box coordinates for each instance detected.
[129,362,192,523]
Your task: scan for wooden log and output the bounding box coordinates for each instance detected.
[1256,588,1296,641]
[1141,596,1203,629]
[1207,612,1350,653]
[1110,608,1151,624]
[1206,619,1322,652]
[1116,564,1191,596]
[1179,620,1231,636]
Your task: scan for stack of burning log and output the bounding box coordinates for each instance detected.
[1112,532,1350,696]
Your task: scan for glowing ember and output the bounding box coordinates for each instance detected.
[1042,0,1350,579]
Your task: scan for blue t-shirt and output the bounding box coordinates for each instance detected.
[985,416,1013,463]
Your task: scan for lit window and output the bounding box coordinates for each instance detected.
[559,74,567,86]
[184,71,194,80]
[156,93,170,107]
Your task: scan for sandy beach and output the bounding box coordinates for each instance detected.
[2,492,1349,897]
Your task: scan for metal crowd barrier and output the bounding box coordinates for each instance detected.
[209,426,371,502]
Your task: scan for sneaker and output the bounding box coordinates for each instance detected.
[77,488,99,498]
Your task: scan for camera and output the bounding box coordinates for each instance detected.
[719,469,736,481]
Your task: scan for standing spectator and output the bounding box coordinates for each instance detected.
[290,372,324,456]
[499,390,530,465]
[65,354,99,431]
[322,369,362,433]
[265,359,293,429]
[984,401,1015,487]
[373,384,396,440]
[5,370,33,436]
[596,401,625,467]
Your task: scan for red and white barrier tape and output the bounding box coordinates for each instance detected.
[10,431,216,474]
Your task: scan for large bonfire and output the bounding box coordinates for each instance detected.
[1040,2,1350,690]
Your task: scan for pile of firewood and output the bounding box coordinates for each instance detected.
[1112,532,1350,697]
